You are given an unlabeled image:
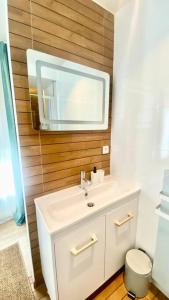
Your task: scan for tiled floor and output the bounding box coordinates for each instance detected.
[0,221,168,300]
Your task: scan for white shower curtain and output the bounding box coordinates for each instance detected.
[0,66,16,223]
[0,42,25,225]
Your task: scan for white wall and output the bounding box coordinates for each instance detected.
[0,0,8,42]
[111,0,169,257]
[92,0,130,14]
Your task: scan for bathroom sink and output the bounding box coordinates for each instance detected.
[48,193,89,222]
[47,180,120,222]
[35,175,140,234]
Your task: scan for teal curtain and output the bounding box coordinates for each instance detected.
[0,42,25,225]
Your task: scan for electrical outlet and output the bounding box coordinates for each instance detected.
[102,145,109,154]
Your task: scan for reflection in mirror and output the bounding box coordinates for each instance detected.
[27,49,110,131]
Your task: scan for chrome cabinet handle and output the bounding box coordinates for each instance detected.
[70,234,98,256]
[114,213,134,227]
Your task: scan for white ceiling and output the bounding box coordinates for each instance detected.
[92,0,130,14]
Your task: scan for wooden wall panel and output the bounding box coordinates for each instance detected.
[7,0,114,286]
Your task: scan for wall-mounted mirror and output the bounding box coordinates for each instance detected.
[27,49,110,131]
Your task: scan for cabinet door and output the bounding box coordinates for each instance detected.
[54,215,105,300]
[105,199,138,280]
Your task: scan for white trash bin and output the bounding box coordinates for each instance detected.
[124,249,152,298]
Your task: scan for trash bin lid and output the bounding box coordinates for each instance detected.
[126,249,152,275]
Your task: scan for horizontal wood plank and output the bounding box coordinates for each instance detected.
[24,183,43,197]
[76,0,114,23]
[21,145,41,157]
[10,47,27,63]
[44,167,110,192]
[23,154,110,177]
[9,19,32,39]
[43,160,109,183]
[11,61,28,76]
[18,124,38,136]
[32,0,113,40]
[33,41,112,74]
[16,99,31,112]
[13,75,29,89]
[8,0,31,13]
[9,33,32,50]
[40,132,111,145]
[55,0,114,30]
[14,87,30,100]
[23,165,42,177]
[17,112,32,124]
[42,148,103,164]
[19,135,40,146]
[8,5,31,26]
[32,28,112,67]
[22,155,41,167]
[41,139,111,155]
[31,2,113,50]
[32,14,113,59]
[25,175,43,187]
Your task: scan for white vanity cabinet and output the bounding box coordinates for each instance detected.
[105,198,138,280]
[54,214,105,300]
[35,178,140,300]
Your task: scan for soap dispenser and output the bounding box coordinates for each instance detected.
[91,166,99,185]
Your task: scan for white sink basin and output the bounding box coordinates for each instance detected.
[49,194,88,222]
[48,181,118,222]
[35,176,140,234]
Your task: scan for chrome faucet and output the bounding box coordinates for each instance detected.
[80,171,89,197]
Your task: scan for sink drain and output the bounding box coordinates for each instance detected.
[87,202,95,207]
